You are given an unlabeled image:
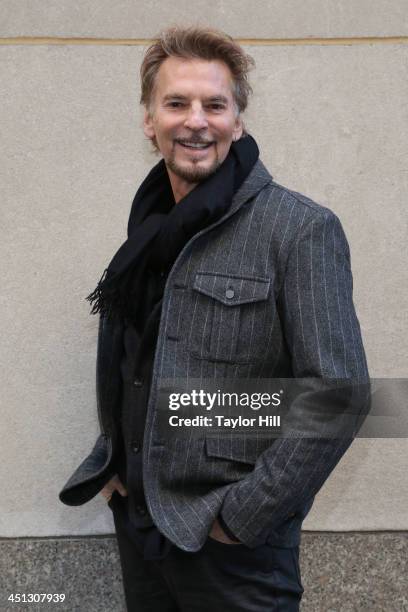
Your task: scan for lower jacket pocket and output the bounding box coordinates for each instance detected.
[205,435,276,465]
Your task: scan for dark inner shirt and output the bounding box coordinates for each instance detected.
[111,266,173,559]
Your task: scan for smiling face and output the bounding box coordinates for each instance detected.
[143,56,243,201]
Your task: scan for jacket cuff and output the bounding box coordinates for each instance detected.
[218,512,241,542]
[59,434,115,506]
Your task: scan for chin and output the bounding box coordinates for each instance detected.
[168,157,220,183]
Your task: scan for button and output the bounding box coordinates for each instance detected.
[225,288,235,299]
[133,378,143,387]
[166,333,180,341]
[131,442,141,453]
[136,505,147,516]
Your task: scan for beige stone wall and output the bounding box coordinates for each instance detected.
[1,3,407,536]
[1,1,408,38]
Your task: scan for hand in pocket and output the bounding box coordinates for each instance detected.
[100,474,128,503]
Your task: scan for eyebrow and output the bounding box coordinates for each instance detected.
[162,94,229,104]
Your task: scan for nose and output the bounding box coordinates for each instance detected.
[184,105,208,131]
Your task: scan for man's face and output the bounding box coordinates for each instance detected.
[143,57,243,187]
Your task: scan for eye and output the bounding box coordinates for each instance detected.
[167,101,184,108]
[208,104,225,110]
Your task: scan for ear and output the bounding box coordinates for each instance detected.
[143,108,155,140]
[232,114,243,141]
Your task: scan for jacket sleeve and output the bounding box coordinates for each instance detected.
[219,210,371,547]
[59,314,124,506]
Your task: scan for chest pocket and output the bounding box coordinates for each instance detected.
[190,272,271,363]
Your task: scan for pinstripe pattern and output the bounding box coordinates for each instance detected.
[141,160,369,551]
[60,159,369,551]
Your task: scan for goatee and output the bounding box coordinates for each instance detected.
[166,151,222,183]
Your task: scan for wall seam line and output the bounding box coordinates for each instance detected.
[0,36,408,46]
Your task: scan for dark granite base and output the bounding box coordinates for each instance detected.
[1,533,407,611]
[300,533,408,612]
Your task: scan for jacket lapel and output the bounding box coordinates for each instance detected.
[222,158,273,221]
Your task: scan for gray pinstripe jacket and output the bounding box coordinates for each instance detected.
[60,158,369,551]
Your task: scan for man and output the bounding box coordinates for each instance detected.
[60,25,370,611]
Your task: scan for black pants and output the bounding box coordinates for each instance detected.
[109,494,304,611]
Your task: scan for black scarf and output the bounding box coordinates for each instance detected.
[86,135,259,328]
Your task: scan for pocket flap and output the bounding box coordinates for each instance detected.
[205,436,275,464]
[193,272,270,306]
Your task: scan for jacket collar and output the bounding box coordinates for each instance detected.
[227,158,273,219]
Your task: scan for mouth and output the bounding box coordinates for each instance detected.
[176,139,214,151]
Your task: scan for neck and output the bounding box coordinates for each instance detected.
[166,166,198,204]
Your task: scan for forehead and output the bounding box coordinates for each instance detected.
[154,56,235,98]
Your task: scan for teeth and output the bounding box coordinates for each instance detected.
[179,141,211,149]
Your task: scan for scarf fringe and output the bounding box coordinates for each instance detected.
[85,268,111,317]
